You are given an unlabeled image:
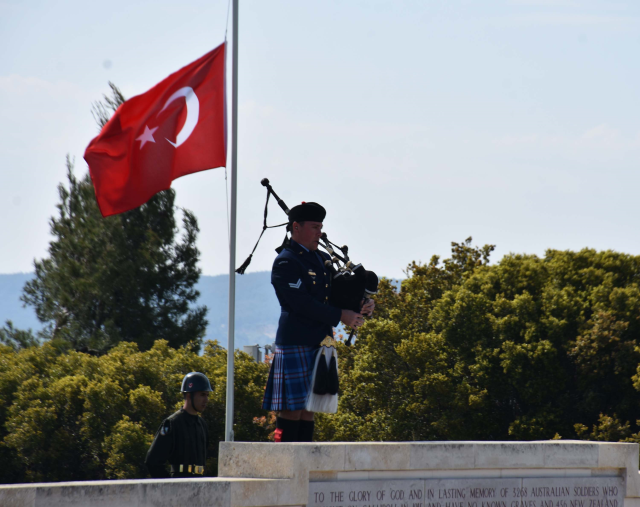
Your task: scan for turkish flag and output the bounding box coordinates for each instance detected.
[84,43,226,217]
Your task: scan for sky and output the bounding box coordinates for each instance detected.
[1,0,639,281]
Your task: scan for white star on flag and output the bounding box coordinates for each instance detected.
[136,125,158,149]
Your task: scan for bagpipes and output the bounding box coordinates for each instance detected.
[237,178,379,413]
[236,178,379,346]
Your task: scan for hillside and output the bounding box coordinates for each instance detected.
[0,272,279,350]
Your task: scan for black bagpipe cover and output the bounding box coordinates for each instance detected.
[329,265,369,313]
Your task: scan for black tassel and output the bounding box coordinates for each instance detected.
[236,254,253,275]
[313,350,329,395]
[327,354,339,395]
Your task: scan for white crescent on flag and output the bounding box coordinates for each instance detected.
[158,86,200,148]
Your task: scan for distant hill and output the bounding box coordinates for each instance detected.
[0,274,36,335]
[0,272,279,350]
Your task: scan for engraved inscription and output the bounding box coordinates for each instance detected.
[308,477,624,507]
[309,479,424,507]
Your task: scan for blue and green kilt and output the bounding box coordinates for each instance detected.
[262,345,318,411]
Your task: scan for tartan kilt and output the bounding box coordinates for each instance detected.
[262,345,318,411]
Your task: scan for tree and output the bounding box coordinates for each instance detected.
[317,240,640,443]
[0,339,270,482]
[0,321,38,351]
[22,84,207,352]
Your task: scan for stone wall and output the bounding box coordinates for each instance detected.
[1,441,639,507]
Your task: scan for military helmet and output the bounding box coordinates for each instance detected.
[181,372,213,393]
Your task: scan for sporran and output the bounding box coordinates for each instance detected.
[306,338,339,414]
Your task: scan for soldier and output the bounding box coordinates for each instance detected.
[262,202,374,442]
[145,372,212,478]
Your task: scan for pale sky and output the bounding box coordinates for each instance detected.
[1,0,639,281]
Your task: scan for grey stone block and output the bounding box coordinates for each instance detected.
[345,443,411,470]
[410,442,477,469]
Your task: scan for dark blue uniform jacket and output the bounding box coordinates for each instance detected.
[272,240,342,346]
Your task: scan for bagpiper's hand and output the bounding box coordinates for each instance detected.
[360,299,375,316]
[341,309,364,328]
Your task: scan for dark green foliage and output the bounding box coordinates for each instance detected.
[91,81,125,129]
[0,321,38,351]
[317,239,640,443]
[21,83,207,352]
[0,340,270,483]
[21,159,208,352]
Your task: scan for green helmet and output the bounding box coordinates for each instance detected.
[181,372,213,393]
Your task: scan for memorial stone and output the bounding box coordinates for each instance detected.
[0,441,637,507]
[307,476,624,507]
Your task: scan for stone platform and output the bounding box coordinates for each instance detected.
[1,441,639,507]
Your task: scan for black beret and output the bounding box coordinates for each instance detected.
[288,202,326,223]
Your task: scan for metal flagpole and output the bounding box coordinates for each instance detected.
[225,0,239,443]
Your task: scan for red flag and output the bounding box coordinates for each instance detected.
[84,43,226,217]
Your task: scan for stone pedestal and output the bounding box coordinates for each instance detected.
[1,441,639,507]
[218,441,640,507]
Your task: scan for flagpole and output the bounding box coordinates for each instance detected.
[225,0,239,443]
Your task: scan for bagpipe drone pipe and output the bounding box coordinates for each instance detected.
[236,178,379,346]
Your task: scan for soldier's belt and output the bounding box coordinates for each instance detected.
[172,464,205,475]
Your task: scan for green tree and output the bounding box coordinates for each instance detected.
[0,321,38,351]
[317,240,640,443]
[0,339,270,483]
[22,84,207,352]
[104,416,154,480]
